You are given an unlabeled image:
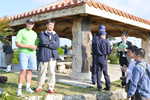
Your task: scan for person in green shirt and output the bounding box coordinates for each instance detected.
[16,19,38,96]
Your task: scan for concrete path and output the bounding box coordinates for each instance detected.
[10,64,121,88]
[11,64,121,82]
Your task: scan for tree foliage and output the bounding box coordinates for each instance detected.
[0,18,14,42]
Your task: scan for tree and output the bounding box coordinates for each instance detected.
[0,18,14,42]
[0,18,14,85]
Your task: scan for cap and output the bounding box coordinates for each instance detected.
[98,25,107,35]
[26,19,34,24]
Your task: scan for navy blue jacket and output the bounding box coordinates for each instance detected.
[92,35,111,63]
[38,31,59,62]
[3,43,13,54]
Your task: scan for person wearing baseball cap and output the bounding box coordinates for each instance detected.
[16,18,38,96]
[92,25,111,91]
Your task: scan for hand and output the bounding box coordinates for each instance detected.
[28,45,37,50]
[124,48,127,51]
[121,67,127,72]
[52,31,56,34]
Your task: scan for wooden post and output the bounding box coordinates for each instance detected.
[71,16,92,80]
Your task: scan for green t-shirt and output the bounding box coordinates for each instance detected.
[16,28,38,54]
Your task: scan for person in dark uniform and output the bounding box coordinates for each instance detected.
[117,32,132,87]
[91,34,97,85]
[92,25,111,91]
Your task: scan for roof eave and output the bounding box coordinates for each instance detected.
[85,4,150,31]
[10,4,86,26]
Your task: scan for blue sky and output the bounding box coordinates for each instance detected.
[0,0,150,20]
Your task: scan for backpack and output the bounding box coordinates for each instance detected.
[138,62,150,79]
[145,65,150,79]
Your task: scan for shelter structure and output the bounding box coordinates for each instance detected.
[8,0,150,80]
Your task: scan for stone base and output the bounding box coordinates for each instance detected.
[70,72,91,82]
[25,89,127,100]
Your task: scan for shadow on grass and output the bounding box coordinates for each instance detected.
[0,82,18,88]
[55,82,111,95]
[111,80,122,88]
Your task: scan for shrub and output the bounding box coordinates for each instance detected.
[108,47,119,64]
[11,49,19,64]
[57,48,64,55]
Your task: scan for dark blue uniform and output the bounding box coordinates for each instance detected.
[92,35,111,90]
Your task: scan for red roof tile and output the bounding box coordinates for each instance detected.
[8,0,150,25]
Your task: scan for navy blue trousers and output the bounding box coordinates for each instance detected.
[96,61,111,89]
[91,55,97,84]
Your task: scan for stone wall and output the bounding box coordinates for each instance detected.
[25,89,127,100]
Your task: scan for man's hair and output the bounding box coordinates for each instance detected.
[121,31,128,36]
[46,19,55,24]
[127,45,138,53]
[135,48,145,58]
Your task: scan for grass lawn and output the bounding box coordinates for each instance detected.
[0,70,122,100]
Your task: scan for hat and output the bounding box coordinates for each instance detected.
[98,25,107,35]
[26,19,34,24]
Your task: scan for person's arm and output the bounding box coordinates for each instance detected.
[39,32,50,45]
[106,40,112,55]
[127,66,141,97]
[15,30,37,50]
[48,34,60,50]
[16,42,37,50]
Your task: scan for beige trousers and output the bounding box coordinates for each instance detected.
[37,59,56,90]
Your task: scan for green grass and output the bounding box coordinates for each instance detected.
[0,70,122,99]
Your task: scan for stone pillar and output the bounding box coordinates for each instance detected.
[70,16,92,81]
[142,35,150,63]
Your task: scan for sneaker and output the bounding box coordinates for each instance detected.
[47,89,55,94]
[26,88,34,93]
[103,87,111,91]
[35,88,42,93]
[17,89,22,96]
[97,88,102,91]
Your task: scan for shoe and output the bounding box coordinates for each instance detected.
[47,89,55,93]
[17,89,22,96]
[103,88,110,91]
[97,88,102,91]
[92,82,96,85]
[26,88,34,93]
[35,88,42,93]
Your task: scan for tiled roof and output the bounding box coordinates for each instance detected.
[8,0,150,25]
